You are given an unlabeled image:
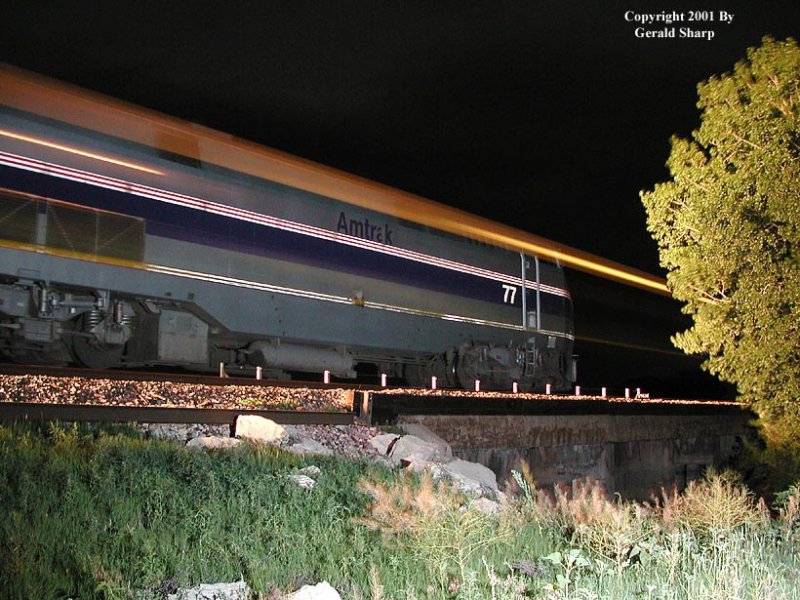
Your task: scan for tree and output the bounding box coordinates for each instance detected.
[641,37,800,432]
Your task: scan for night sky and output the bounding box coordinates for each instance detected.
[2,2,798,396]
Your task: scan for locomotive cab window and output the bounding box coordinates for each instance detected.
[45,200,145,262]
[0,189,144,263]
[0,189,38,245]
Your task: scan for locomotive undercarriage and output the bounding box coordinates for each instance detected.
[402,340,570,392]
[0,279,570,391]
[0,279,203,369]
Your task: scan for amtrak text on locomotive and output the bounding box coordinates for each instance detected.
[337,211,394,245]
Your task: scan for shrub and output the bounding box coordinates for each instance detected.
[358,472,513,594]
[513,464,653,565]
[658,469,769,537]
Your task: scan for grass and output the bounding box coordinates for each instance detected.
[1,422,800,599]
[0,422,395,598]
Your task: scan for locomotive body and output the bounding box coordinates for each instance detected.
[0,66,574,390]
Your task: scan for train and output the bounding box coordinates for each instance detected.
[0,65,575,391]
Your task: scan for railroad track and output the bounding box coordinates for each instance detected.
[0,362,368,426]
[0,362,379,390]
[0,363,746,427]
[0,402,356,426]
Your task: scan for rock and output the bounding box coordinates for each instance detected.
[397,423,453,460]
[282,424,301,438]
[402,458,436,474]
[186,436,243,450]
[368,433,451,467]
[297,465,322,477]
[166,579,250,599]
[288,474,316,491]
[391,435,451,465]
[369,433,401,456]
[235,416,285,443]
[288,581,341,600]
[430,458,499,497]
[288,465,322,491]
[368,431,502,499]
[286,436,334,457]
[140,423,230,442]
[468,497,502,516]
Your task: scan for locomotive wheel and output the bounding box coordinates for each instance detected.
[69,316,124,369]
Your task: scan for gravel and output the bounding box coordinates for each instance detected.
[286,424,383,461]
[0,374,353,412]
[0,374,383,461]
[138,422,384,461]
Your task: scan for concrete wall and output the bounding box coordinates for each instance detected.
[398,412,751,499]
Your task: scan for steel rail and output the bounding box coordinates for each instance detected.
[0,364,744,427]
[0,402,356,425]
[0,363,383,390]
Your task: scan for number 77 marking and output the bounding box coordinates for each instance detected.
[502,284,517,304]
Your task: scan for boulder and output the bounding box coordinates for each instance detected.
[286,436,334,457]
[287,465,322,491]
[140,423,230,442]
[397,423,453,460]
[430,458,499,497]
[368,431,502,499]
[288,581,341,599]
[368,433,451,467]
[468,497,502,516]
[186,436,243,450]
[402,458,436,474]
[234,415,285,443]
[389,435,448,465]
[297,465,322,477]
[369,433,401,456]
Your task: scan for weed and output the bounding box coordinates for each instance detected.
[658,468,769,537]
[541,548,592,597]
[358,471,515,594]
[512,467,653,566]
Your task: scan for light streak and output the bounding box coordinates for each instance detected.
[0,152,573,299]
[455,223,670,295]
[575,335,684,356]
[0,129,163,175]
[0,65,668,294]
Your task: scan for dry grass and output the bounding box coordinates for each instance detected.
[357,471,514,593]
[513,461,652,563]
[774,482,800,544]
[546,478,652,564]
[778,485,800,525]
[657,469,770,536]
[357,471,462,539]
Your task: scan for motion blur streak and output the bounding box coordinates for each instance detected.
[0,129,163,175]
[575,335,685,357]
[454,221,670,295]
[0,64,668,295]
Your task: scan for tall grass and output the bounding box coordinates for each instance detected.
[2,423,800,599]
[0,423,400,598]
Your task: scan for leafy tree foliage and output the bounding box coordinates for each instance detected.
[641,37,800,431]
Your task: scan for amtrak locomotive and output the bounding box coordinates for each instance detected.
[0,66,575,391]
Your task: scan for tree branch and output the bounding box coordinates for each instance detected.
[728,130,764,151]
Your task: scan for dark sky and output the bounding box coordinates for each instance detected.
[1,1,798,394]
[4,1,798,273]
